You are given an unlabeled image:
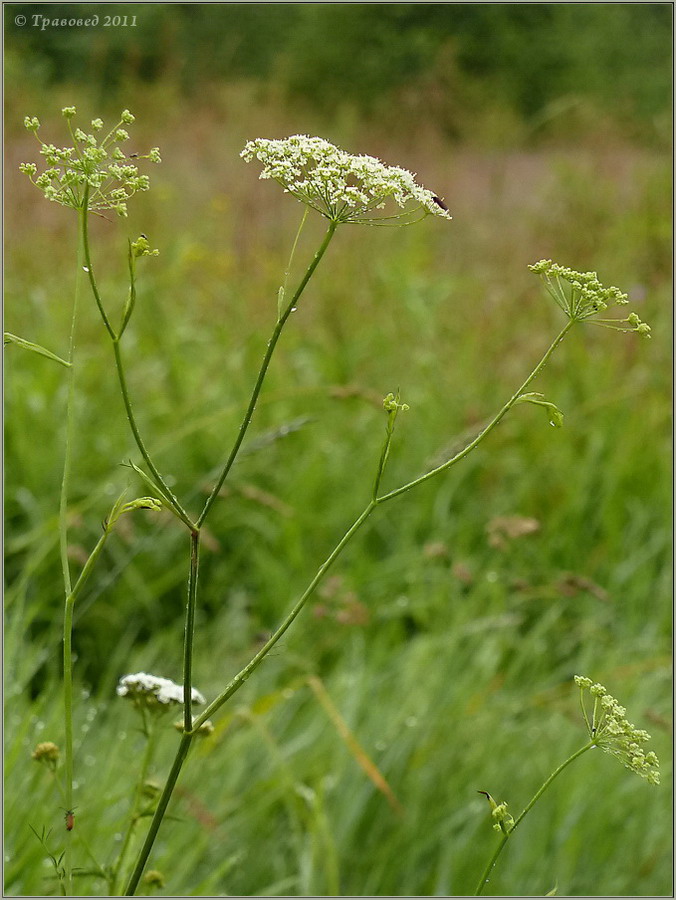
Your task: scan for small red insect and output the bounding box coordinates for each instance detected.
[63,808,76,831]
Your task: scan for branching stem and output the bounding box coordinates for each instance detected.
[475,741,595,895]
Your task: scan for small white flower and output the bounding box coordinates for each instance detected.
[241,134,452,225]
[117,672,205,709]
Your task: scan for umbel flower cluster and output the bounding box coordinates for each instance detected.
[575,676,660,785]
[529,259,650,335]
[241,134,452,225]
[20,107,161,216]
[117,673,205,710]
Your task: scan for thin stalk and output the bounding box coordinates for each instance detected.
[80,190,116,341]
[111,339,196,530]
[378,320,575,504]
[277,208,308,322]
[124,502,375,895]
[198,221,337,527]
[372,402,402,500]
[111,720,159,894]
[193,501,376,728]
[80,208,194,530]
[60,208,86,895]
[183,530,201,730]
[123,733,193,896]
[475,741,595,896]
[124,315,579,891]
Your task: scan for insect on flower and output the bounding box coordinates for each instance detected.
[432,195,449,212]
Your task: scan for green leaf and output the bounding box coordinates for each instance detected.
[516,392,564,428]
[4,332,71,367]
[125,460,194,529]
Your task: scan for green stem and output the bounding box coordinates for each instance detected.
[80,192,116,341]
[183,530,201,730]
[124,223,338,893]
[124,315,578,891]
[80,207,195,530]
[378,320,575,504]
[124,502,375,895]
[475,741,595,895]
[193,501,376,728]
[111,339,196,529]
[198,221,337,527]
[124,733,193,896]
[61,209,86,895]
[111,720,159,894]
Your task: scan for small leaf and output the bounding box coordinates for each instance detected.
[516,392,564,428]
[125,461,195,530]
[545,884,558,896]
[4,332,70,367]
[125,461,171,508]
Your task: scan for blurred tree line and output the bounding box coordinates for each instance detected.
[5,3,671,139]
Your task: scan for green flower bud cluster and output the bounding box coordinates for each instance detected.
[142,870,165,890]
[529,260,651,336]
[131,235,159,259]
[20,107,161,217]
[491,800,515,834]
[173,717,215,737]
[383,392,410,413]
[574,676,660,785]
[478,790,515,835]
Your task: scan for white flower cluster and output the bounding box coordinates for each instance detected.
[529,259,650,336]
[20,107,161,217]
[575,676,660,785]
[241,134,452,225]
[117,672,205,708]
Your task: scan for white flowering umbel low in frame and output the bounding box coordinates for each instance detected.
[18,113,655,896]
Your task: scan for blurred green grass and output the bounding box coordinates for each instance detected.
[4,80,671,897]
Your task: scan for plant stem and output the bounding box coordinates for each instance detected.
[474,740,595,895]
[124,502,374,895]
[123,733,193,896]
[80,208,195,530]
[79,190,115,341]
[378,320,575,504]
[124,315,578,892]
[111,338,196,529]
[183,529,201,729]
[198,221,337,527]
[111,720,159,894]
[61,208,86,896]
[194,501,376,727]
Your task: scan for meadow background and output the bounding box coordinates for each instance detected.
[4,4,672,896]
